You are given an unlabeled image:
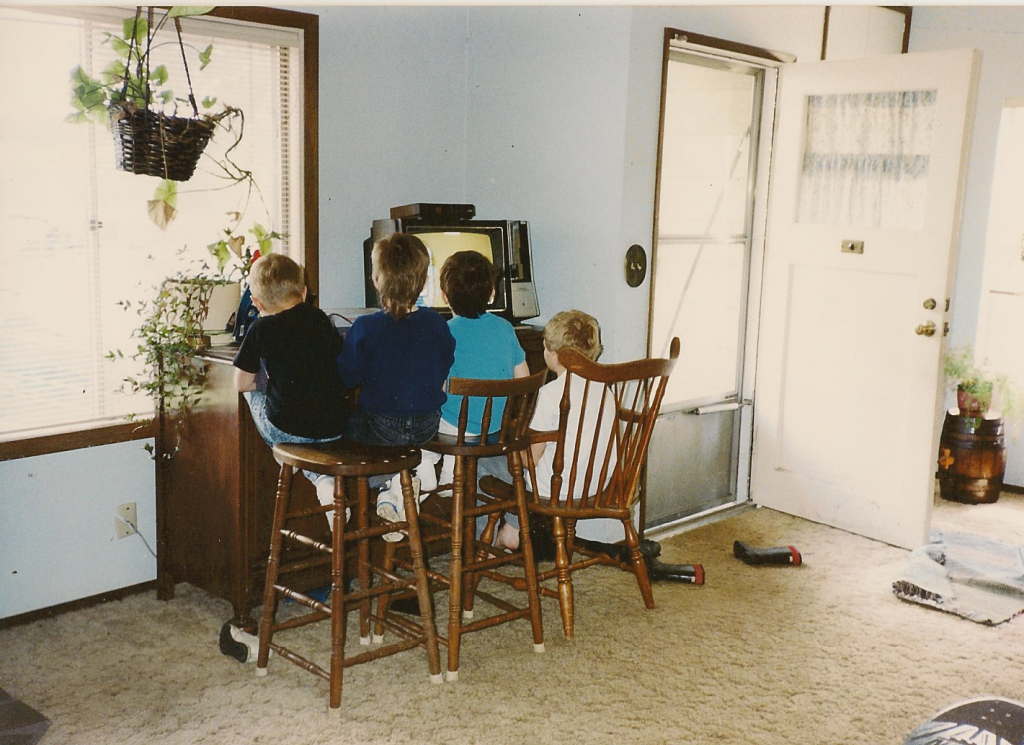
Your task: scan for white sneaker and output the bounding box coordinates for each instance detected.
[436,459,455,498]
[376,476,420,542]
[416,461,438,493]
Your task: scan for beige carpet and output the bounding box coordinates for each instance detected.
[2,492,1023,744]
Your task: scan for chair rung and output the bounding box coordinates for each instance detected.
[271,608,330,633]
[285,504,334,520]
[463,550,525,574]
[281,530,332,553]
[535,555,603,582]
[459,607,531,635]
[274,585,331,615]
[267,641,329,681]
[466,588,519,615]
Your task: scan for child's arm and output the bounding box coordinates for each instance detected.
[234,368,258,392]
[513,360,530,379]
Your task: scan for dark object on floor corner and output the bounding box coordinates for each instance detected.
[0,687,50,745]
[733,540,802,566]
[575,536,705,585]
[219,622,249,663]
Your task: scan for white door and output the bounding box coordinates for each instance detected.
[752,49,980,549]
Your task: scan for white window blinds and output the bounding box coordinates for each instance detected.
[0,6,303,437]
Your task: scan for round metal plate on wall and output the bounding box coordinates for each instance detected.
[625,244,647,288]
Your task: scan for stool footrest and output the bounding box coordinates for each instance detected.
[458,607,532,635]
[282,530,332,554]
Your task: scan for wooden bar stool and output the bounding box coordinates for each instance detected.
[256,440,443,711]
[374,371,547,681]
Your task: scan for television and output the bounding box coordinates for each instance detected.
[364,209,540,324]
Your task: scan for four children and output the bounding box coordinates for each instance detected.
[232,232,609,546]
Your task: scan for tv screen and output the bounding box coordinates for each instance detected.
[405,225,506,314]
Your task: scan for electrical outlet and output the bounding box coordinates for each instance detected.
[115,502,137,539]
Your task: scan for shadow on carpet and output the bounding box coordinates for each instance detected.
[0,687,49,745]
[893,528,1024,625]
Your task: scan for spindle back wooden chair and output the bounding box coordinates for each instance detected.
[481,337,679,639]
[376,370,547,681]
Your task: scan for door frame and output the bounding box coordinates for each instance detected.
[643,28,788,530]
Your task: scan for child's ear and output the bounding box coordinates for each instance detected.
[251,296,265,313]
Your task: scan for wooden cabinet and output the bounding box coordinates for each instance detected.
[156,325,544,630]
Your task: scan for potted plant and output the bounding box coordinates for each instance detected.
[68,6,223,182]
[942,345,1024,430]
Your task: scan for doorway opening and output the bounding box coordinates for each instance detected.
[645,31,782,529]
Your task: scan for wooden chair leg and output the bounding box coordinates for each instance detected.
[462,458,488,617]
[329,479,347,710]
[400,470,443,683]
[257,464,293,672]
[446,457,466,680]
[372,539,399,643]
[552,516,575,640]
[623,519,655,609]
[353,477,372,645]
[511,452,544,652]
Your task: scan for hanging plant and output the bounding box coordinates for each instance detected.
[69,6,221,182]
[71,7,287,455]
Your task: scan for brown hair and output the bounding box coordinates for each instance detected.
[248,253,304,311]
[372,233,429,320]
[439,250,498,319]
[544,310,603,361]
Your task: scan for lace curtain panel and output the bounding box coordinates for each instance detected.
[797,90,937,230]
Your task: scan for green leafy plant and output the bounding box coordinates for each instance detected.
[67,8,217,125]
[942,345,1023,435]
[109,272,229,457]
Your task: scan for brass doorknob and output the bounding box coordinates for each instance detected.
[915,322,936,337]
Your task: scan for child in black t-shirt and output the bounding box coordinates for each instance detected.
[233,253,351,524]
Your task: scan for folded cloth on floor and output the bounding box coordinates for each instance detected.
[893,528,1024,625]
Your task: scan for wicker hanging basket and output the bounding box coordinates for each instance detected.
[109,102,215,181]
[109,9,214,182]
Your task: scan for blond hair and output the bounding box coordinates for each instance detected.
[372,233,429,320]
[544,310,603,361]
[248,254,305,311]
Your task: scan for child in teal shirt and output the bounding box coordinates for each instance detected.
[419,251,528,552]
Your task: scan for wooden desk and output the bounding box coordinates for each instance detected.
[155,325,545,630]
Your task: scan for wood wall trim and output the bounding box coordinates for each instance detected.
[207,7,320,299]
[0,419,156,462]
[823,6,913,60]
[0,581,156,629]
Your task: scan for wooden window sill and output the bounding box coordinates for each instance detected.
[0,418,156,462]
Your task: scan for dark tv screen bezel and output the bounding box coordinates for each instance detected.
[366,221,510,318]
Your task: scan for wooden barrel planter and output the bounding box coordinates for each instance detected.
[937,411,1006,504]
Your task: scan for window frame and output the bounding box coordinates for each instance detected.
[0,6,318,462]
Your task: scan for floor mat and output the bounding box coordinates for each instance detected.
[893,528,1024,625]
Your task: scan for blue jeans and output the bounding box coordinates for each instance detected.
[345,407,441,447]
[245,391,342,484]
[345,407,441,489]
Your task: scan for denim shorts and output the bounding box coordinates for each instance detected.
[245,391,342,449]
[345,407,441,448]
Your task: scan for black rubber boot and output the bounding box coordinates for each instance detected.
[733,540,802,566]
